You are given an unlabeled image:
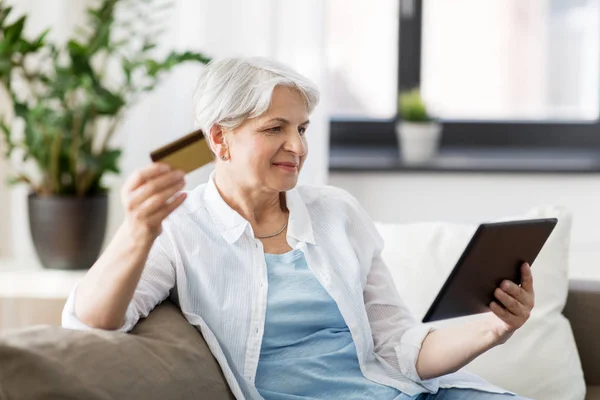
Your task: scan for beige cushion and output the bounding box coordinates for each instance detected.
[0,301,234,400]
[376,205,585,400]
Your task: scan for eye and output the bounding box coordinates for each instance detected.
[299,127,307,136]
[268,126,282,133]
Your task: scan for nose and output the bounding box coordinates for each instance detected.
[284,129,307,156]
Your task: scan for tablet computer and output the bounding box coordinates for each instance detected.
[422,218,558,323]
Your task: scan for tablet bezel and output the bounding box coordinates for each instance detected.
[421,218,558,323]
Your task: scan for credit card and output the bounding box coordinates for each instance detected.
[150,129,215,174]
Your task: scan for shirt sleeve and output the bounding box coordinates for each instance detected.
[364,253,440,392]
[340,188,440,391]
[61,235,176,333]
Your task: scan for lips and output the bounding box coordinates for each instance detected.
[273,162,299,168]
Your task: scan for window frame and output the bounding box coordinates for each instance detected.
[330,0,600,151]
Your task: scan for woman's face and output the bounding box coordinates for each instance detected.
[223,85,310,193]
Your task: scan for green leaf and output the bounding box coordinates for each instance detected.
[143,59,160,77]
[92,88,125,115]
[97,148,121,173]
[13,101,28,119]
[4,16,25,44]
[0,38,11,55]
[399,89,431,122]
[0,118,10,136]
[88,23,111,54]
[143,50,211,78]
[67,39,93,75]
[7,175,26,186]
[67,39,87,56]
[82,147,121,178]
[122,57,133,85]
[0,118,13,157]
[141,41,156,52]
[30,28,50,50]
[6,173,35,189]
[86,8,102,23]
[0,57,11,81]
[0,6,13,28]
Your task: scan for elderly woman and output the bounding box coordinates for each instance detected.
[63,57,534,400]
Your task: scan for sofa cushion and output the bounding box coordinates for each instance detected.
[375,205,586,400]
[0,300,234,400]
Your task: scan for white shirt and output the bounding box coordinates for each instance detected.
[62,172,509,399]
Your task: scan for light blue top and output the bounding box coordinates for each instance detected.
[255,249,411,400]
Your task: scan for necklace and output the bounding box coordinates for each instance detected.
[255,221,288,239]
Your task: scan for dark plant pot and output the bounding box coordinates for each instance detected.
[28,193,108,270]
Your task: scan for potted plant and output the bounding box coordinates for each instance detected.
[396,88,441,164]
[0,1,210,269]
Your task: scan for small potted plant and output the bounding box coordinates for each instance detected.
[396,88,441,164]
[0,1,210,269]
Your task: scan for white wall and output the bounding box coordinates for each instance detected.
[329,172,600,281]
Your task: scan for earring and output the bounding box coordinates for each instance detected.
[221,155,227,160]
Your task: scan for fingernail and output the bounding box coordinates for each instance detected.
[502,281,510,290]
[160,164,171,172]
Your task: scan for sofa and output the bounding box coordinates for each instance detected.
[0,205,595,399]
[566,279,600,400]
[0,283,596,400]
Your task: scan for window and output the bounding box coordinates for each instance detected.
[326,0,399,119]
[330,0,600,154]
[422,0,600,121]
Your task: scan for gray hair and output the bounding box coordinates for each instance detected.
[192,57,320,135]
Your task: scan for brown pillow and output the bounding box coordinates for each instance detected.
[0,301,234,400]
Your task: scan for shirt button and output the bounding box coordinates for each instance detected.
[255,328,259,334]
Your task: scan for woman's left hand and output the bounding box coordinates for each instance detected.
[487,262,535,345]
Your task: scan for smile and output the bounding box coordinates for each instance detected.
[273,163,298,172]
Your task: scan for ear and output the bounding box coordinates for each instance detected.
[208,124,229,159]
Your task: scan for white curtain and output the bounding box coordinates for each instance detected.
[7,0,330,262]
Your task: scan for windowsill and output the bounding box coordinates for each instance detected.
[329,145,600,173]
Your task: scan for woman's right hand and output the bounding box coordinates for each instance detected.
[120,163,187,243]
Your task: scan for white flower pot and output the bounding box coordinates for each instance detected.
[395,121,442,164]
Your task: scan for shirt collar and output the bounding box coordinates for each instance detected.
[284,186,316,246]
[203,171,315,245]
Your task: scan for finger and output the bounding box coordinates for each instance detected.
[494,288,528,318]
[145,192,187,227]
[127,170,185,211]
[124,163,172,193]
[490,301,515,325]
[500,280,533,308]
[136,179,186,218]
[520,262,534,295]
